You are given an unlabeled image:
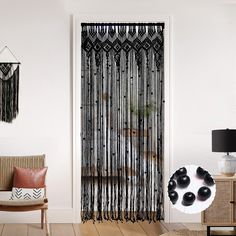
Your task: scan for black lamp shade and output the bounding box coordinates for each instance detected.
[212,129,236,153]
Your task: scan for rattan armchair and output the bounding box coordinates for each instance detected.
[0,155,50,236]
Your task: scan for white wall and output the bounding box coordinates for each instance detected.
[70,0,236,223]
[1,0,236,223]
[0,0,72,222]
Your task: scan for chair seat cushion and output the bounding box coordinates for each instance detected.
[0,198,48,206]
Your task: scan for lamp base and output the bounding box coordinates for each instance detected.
[218,155,236,177]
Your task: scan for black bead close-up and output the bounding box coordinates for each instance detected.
[177,174,190,188]
[168,166,216,212]
[174,167,187,178]
[168,179,177,191]
[196,167,207,179]
[182,192,196,206]
[204,173,215,186]
[198,186,211,201]
[170,174,175,180]
[168,190,178,204]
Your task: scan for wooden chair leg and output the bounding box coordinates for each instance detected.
[41,209,44,229]
[45,209,50,236]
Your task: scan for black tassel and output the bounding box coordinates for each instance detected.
[0,64,19,123]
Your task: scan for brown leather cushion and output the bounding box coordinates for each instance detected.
[13,167,47,188]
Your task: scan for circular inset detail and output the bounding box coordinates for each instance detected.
[168,179,177,191]
[182,192,196,206]
[198,186,211,201]
[174,167,187,178]
[177,175,190,188]
[167,165,216,214]
[168,191,178,204]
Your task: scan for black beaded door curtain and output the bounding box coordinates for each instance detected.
[81,23,164,222]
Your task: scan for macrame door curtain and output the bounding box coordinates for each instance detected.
[81,23,164,222]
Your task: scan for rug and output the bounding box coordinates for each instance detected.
[161,229,206,236]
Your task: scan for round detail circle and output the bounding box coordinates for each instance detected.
[167,165,216,214]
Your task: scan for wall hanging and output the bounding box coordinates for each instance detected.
[81,23,164,222]
[0,46,20,123]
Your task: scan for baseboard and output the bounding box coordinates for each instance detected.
[0,207,201,223]
[169,208,201,223]
[0,208,75,223]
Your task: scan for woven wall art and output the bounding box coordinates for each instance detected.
[0,46,20,123]
[81,23,164,222]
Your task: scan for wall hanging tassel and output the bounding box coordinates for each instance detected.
[0,46,20,123]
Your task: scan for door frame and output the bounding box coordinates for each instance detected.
[72,14,172,223]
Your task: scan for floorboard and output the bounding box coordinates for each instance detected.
[50,224,75,236]
[183,223,206,231]
[2,224,28,236]
[0,222,205,236]
[0,225,3,236]
[73,221,99,236]
[139,221,168,236]
[161,222,187,232]
[117,221,147,236]
[27,224,46,236]
[95,221,123,236]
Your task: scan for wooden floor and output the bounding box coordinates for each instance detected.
[0,222,205,236]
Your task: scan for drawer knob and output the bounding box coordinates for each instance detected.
[230,201,235,204]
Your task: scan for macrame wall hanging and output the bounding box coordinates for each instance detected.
[0,46,20,123]
[81,23,164,222]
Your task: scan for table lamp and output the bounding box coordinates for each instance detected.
[212,129,236,177]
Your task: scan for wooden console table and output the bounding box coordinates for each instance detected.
[202,175,236,236]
